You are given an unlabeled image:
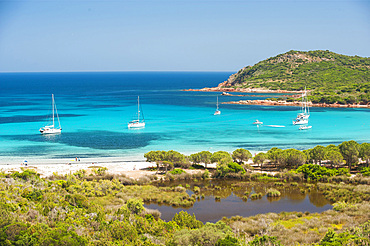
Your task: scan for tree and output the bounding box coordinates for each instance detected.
[190,153,201,164]
[198,151,212,168]
[165,150,186,168]
[303,149,313,164]
[267,147,282,168]
[211,151,232,164]
[253,152,267,170]
[283,149,306,169]
[359,142,370,167]
[339,140,360,170]
[326,150,343,168]
[144,150,166,170]
[189,151,212,168]
[311,145,327,165]
[160,161,174,173]
[325,144,340,152]
[232,148,252,164]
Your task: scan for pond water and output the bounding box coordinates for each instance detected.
[145,180,332,223]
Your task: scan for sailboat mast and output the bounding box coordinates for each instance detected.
[52,94,55,127]
[137,96,140,122]
[304,87,307,115]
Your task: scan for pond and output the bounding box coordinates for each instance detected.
[145,180,332,223]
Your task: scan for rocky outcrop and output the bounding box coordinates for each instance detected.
[225,100,370,108]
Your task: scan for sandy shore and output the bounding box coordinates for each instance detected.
[0,157,159,179]
[0,156,219,180]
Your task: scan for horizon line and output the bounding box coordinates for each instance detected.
[0,70,236,74]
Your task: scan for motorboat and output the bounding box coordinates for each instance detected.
[299,125,312,130]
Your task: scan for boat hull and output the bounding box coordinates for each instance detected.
[39,128,62,134]
[128,122,145,128]
[293,119,308,125]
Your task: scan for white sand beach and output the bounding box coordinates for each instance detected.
[0,156,158,179]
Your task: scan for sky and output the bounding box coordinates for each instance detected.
[0,0,369,72]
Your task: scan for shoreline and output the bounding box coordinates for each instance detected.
[183,87,301,94]
[184,88,370,108]
[224,99,370,108]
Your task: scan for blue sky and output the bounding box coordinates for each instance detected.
[0,0,369,72]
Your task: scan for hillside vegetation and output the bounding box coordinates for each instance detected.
[221,50,370,104]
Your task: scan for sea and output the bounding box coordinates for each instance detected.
[0,72,369,163]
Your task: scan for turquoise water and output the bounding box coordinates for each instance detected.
[0,72,369,162]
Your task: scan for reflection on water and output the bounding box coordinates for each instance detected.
[146,180,332,223]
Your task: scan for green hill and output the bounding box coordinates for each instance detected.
[221,50,370,104]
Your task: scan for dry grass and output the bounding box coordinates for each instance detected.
[222,201,370,245]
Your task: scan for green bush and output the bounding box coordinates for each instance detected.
[126,198,144,215]
[295,164,349,181]
[168,168,186,175]
[361,167,370,176]
[172,211,203,229]
[11,169,40,181]
[266,188,281,197]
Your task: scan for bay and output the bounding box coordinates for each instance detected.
[0,72,369,162]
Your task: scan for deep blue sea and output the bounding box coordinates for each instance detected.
[0,72,369,163]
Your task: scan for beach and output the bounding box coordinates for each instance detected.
[0,157,157,179]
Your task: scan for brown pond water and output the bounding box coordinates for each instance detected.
[145,180,332,223]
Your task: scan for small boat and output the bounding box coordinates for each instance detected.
[39,94,62,134]
[128,96,145,128]
[214,96,221,115]
[299,125,312,130]
[253,119,263,125]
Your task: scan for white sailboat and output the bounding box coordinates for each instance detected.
[253,119,263,125]
[293,88,310,125]
[299,125,312,130]
[214,96,221,115]
[128,96,145,128]
[39,94,62,134]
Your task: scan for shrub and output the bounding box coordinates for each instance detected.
[65,194,89,208]
[202,170,210,179]
[216,235,239,246]
[249,235,282,246]
[267,188,281,197]
[361,167,370,176]
[11,169,40,181]
[172,211,203,229]
[250,193,263,200]
[295,164,349,181]
[126,198,144,215]
[168,168,186,175]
